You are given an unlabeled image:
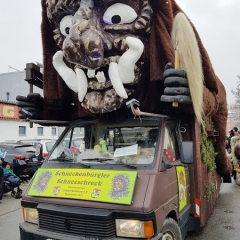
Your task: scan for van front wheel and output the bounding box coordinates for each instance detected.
[161,217,182,240]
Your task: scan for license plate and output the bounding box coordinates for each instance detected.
[32,158,38,162]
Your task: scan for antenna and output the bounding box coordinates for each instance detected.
[35,61,43,68]
[8,66,20,72]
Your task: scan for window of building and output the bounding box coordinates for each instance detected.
[52,127,57,136]
[37,127,44,136]
[19,126,26,136]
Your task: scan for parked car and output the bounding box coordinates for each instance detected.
[17,139,56,159]
[0,143,42,178]
[63,137,84,153]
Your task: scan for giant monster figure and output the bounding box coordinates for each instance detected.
[17,0,230,175]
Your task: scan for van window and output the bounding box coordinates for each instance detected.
[163,122,180,162]
[48,120,160,166]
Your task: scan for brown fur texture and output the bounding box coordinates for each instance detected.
[40,0,230,174]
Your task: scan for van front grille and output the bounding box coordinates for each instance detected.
[37,204,116,239]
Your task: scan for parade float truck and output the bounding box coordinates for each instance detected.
[18,0,230,239]
[19,97,223,240]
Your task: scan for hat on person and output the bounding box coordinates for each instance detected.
[233,127,238,132]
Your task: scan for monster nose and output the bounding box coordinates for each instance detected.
[62,4,111,69]
[63,23,104,69]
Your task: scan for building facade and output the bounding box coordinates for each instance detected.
[0,70,61,142]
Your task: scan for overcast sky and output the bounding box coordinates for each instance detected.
[0,0,239,104]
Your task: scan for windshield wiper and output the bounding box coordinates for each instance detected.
[82,158,114,162]
[52,157,74,162]
[51,158,91,168]
[118,163,137,169]
[82,158,137,168]
[76,162,91,168]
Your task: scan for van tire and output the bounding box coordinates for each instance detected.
[161,217,182,240]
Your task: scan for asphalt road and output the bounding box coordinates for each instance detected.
[0,209,22,240]
[0,183,26,240]
[186,181,240,240]
[1,182,240,240]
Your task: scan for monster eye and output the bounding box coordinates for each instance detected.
[103,3,137,24]
[60,15,73,36]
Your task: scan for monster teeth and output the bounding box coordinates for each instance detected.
[95,71,106,83]
[52,50,88,102]
[118,36,144,84]
[109,62,128,99]
[53,36,144,103]
[52,50,79,93]
[87,69,106,83]
[75,68,88,102]
[87,69,95,78]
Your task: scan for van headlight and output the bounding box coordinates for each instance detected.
[22,208,39,224]
[115,219,154,238]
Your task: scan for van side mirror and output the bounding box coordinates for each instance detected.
[180,141,194,164]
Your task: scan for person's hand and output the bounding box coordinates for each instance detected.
[16,93,44,119]
[160,62,191,104]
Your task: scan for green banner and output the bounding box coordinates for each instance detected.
[176,166,187,212]
[28,168,137,205]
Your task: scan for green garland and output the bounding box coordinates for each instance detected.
[200,122,217,173]
[205,183,216,202]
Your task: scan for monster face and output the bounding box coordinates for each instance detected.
[46,0,153,113]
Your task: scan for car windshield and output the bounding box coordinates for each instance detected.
[48,119,160,166]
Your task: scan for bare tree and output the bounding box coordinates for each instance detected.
[231,76,240,105]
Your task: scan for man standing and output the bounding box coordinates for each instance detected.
[227,127,239,153]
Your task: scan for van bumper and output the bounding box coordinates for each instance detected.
[20,222,163,240]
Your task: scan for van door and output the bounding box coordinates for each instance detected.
[161,121,191,238]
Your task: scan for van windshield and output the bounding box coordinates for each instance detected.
[48,119,160,166]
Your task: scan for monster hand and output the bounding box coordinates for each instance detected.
[160,63,191,104]
[16,93,44,119]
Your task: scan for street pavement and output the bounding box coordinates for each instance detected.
[0,183,28,240]
[0,183,28,216]
[186,180,240,239]
[1,181,240,240]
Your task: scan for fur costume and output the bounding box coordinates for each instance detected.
[229,136,240,185]
[229,136,240,167]
[16,0,230,175]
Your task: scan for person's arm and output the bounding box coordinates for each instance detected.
[3,168,7,175]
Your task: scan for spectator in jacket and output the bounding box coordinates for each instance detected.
[227,127,239,153]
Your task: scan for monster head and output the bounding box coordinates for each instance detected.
[45,0,153,114]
